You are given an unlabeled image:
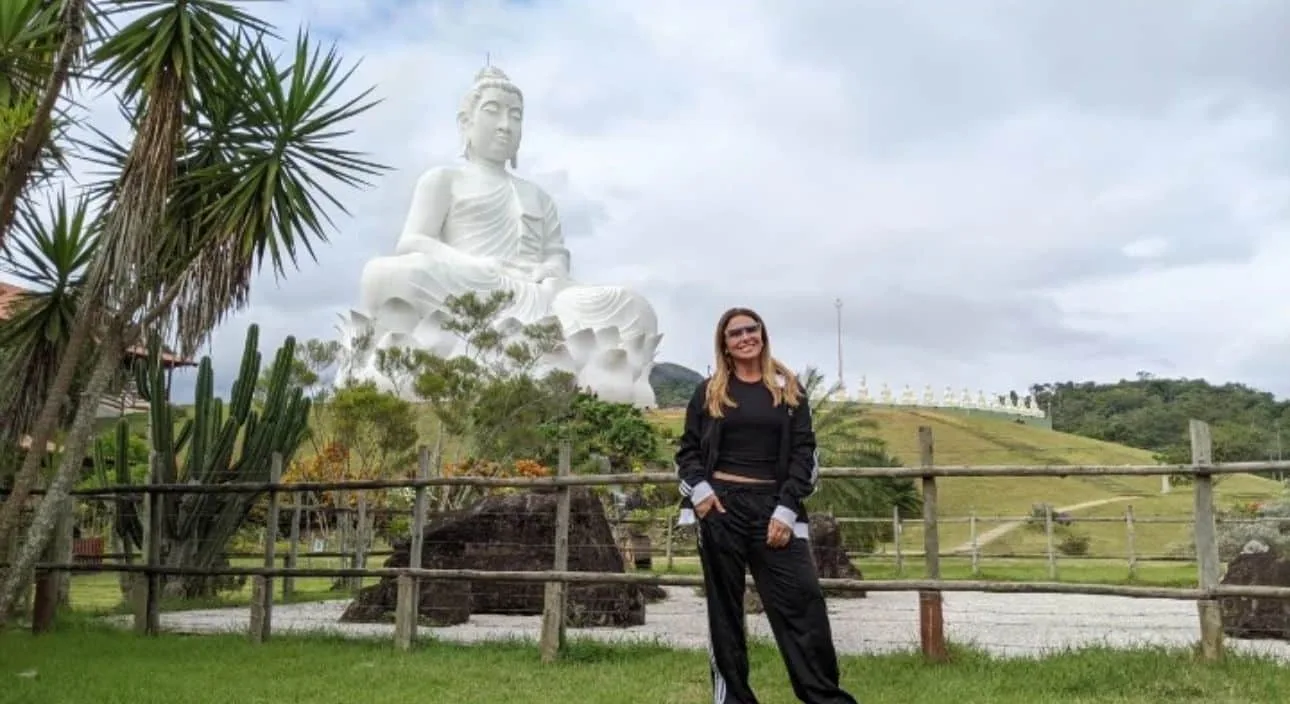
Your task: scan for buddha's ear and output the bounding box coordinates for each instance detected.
[456,112,472,158]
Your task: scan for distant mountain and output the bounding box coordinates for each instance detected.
[650,362,704,408]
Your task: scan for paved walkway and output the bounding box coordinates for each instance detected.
[106,587,1290,661]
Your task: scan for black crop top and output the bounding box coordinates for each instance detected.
[714,377,782,481]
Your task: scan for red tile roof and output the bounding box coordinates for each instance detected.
[0,281,25,320]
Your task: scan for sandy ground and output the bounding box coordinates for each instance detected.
[104,586,1290,661]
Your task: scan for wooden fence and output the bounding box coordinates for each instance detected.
[21,419,1290,664]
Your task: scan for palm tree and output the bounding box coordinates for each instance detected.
[0,190,98,457]
[797,366,921,552]
[0,0,90,246]
[0,1,385,621]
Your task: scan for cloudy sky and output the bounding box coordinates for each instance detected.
[25,0,1290,402]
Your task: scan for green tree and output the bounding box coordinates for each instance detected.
[1031,377,1290,469]
[0,0,87,244]
[326,380,419,475]
[412,290,572,465]
[0,190,97,465]
[541,391,663,472]
[0,0,385,622]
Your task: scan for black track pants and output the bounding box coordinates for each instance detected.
[697,480,858,704]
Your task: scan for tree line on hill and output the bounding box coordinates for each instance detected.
[649,363,1290,466]
[1030,374,1290,465]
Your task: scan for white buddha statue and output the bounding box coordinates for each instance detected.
[337,66,662,406]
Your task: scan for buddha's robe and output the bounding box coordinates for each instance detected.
[358,163,658,345]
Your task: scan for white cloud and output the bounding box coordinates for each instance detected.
[25,0,1290,400]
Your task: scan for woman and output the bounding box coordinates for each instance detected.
[676,307,858,704]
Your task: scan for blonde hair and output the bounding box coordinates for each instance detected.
[705,307,802,418]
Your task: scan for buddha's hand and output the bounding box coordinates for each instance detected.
[493,259,534,280]
[532,262,564,284]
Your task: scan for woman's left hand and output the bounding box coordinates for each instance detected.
[766,519,792,549]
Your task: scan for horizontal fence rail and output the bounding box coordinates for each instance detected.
[6,462,1290,499]
[7,419,1288,664]
[35,562,1290,600]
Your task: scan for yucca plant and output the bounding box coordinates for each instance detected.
[0,0,385,623]
[0,0,90,245]
[0,190,99,455]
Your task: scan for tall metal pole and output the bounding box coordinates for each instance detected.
[835,298,843,386]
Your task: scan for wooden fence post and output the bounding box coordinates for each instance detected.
[917,426,948,663]
[30,567,55,634]
[1045,504,1057,580]
[664,514,675,572]
[539,441,572,663]
[337,489,350,581]
[52,494,73,608]
[893,506,904,577]
[133,452,161,636]
[30,523,58,635]
[354,493,369,592]
[1190,420,1224,661]
[250,453,282,643]
[968,510,979,577]
[1125,505,1137,580]
[283,492,302,599]
[396,445,431,651]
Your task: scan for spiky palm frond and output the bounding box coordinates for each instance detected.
[0,190,99,445]
[81,0,274,323]
[0,0,91,247]
[151,29,384,354]
[0,0,62,106]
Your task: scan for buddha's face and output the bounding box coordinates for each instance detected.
[463,86,523,166]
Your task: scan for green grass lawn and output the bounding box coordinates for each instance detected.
[1,623,1286,704]
[66,555,381,615]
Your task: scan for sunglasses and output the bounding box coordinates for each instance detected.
[725,323,761,340]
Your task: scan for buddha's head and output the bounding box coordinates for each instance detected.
[458,65,524,169]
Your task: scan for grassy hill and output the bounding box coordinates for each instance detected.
[645,405,1285,557]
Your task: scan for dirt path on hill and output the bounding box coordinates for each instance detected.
[948,496,1133,554]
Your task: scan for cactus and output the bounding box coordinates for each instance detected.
[93,418,142,553]
[132,324,311,598]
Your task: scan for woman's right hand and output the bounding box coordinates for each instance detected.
[695,494,726,519]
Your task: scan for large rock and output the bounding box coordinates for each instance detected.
[810,514,866,597]
[340,489,664,627]
[1219,545,1290,639]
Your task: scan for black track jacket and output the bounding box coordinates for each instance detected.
[674,376,820,532]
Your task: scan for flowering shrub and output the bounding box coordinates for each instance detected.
[442,457,551,479]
